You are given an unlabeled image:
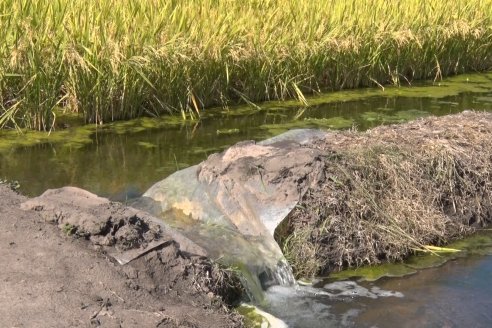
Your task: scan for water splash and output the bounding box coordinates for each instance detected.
[256,281,404,328]
[271,260,297,287]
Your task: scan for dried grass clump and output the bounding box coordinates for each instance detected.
[281,111,492,278]
[192,260,245,306]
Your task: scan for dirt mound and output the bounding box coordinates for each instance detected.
[21,187,210,264]
[280,111,492,277]
[1,185,243,327]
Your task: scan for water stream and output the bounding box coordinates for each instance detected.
[2,72,492,326]
[249,230,492,327]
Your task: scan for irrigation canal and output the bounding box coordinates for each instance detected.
[1,73,492,327]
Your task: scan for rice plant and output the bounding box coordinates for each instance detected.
[2,0,492,130]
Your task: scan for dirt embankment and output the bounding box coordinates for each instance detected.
[0,185,243,328]
[280,111,492,277]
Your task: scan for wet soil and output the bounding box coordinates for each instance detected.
[0,184,243,328]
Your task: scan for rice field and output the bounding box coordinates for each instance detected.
[2,0,492,130]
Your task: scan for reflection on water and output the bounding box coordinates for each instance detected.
[351,255,492,328]
[1,79,492,198]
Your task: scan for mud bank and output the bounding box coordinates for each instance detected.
[0,184,243,328]
[280,111,492,277]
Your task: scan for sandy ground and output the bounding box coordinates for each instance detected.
[0,185,242,328]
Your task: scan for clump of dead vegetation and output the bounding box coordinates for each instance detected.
[193,261,246,306]
[279,111,492,278]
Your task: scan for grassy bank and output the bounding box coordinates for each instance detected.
[278,111,492,278]
[2,0,492,130]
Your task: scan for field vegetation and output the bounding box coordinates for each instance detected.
[2,0,492,130]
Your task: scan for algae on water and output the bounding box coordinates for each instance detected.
[360,109,430,124]
[236,304,287,328]
[259,116,354,135]
[326,230,492,282]
[3,72,492,154]
[327,263,417,282]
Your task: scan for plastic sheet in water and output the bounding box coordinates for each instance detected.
[138,130,331,300]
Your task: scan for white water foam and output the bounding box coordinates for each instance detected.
[251,280,404,327]
[271,260,297,286]
[323,281,404,299]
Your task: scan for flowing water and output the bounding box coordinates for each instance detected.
[2,72,492,327]
[250,230,492,328]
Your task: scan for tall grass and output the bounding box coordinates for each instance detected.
[2,0,492,130]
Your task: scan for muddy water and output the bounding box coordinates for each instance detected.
[1,73,492,327]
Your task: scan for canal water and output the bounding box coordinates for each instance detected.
[1,72,492,327]
[255,231,492,328]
